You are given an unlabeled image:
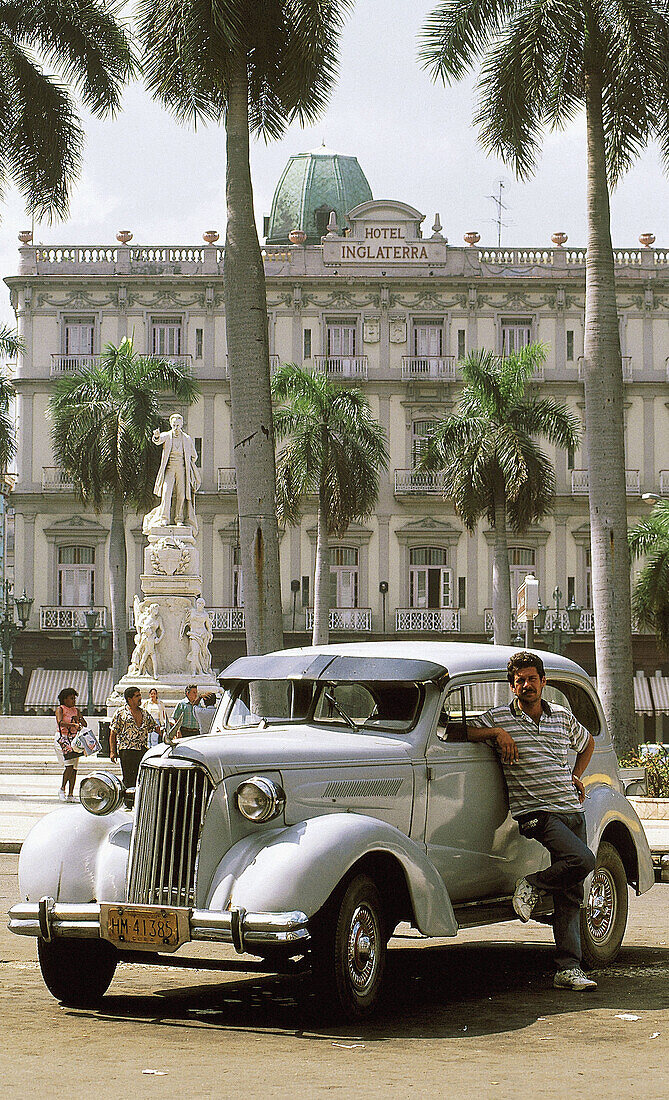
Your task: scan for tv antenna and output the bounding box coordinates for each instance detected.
[487,180,509,247]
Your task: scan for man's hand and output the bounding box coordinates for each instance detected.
[572,774,587,803]
[493,727,519,764]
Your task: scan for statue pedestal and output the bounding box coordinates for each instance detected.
[108,524,216,715]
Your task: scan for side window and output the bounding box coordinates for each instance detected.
[549,680,601,736]
[437,687,465,741]
[436,680,510,742]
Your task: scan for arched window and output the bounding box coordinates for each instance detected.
[330,546,358,608]
[410,547,452,609]
[58,546,95,606]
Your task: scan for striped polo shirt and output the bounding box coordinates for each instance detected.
[478,697,590,818]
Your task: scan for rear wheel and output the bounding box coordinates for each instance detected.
[580,841,629,967]
[37,937,118,1007]
[310,874,387,1021]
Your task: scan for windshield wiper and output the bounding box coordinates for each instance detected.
[323,691,357,730]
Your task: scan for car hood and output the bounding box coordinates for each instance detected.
[159,725,414,781]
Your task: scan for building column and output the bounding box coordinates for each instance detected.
[642,396,655,494]
[201,515,214,606]
[203,393,215,491]
[17,391,34,487]
[553,515,567,594]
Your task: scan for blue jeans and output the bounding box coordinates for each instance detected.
[518,810,596,970]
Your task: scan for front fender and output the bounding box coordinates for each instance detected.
[205,813,457,937]
[18,807,130,903]
[585,782,654,894]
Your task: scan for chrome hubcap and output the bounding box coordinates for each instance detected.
[586,867,616,942]
[347,904,379,994]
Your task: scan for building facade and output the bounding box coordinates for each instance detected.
[5,147,669,728]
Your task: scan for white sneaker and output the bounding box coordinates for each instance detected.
[58,789,66,801]
[512,877,541,922]
[66,794,77,803]
[553,967,598,991]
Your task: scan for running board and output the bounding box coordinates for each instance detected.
[454,894,553,928]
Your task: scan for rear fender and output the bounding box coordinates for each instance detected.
[204,812,457,937]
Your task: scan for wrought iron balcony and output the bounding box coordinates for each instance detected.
[394,469,447,495]
[217,468,237,492]
[571,469,639,495]
[304,607,372,631]
[42,467,76,491]
[41,606,108,630]
[401,356,456,380]
[578,356,632,381]
[209,607,245,632]
[313,355,368,380]
[483,607,595,633]
[395,607,461,632]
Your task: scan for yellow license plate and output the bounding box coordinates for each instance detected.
[100,904,189,951]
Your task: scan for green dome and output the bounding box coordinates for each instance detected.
[266,146,373,245]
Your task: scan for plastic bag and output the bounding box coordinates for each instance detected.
[71,728,101,756]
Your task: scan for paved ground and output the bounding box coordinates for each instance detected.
[1,852,667,1099]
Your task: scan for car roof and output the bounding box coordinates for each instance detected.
[219,641,588,685]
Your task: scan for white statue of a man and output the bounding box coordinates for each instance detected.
[129,597,164,678]
[143,414,201,535]
[181,597,213,675]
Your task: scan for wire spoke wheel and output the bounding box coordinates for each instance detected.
[346,902,381,996]
[580,841,628,967]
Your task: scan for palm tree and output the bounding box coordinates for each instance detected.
[0,1,134,219]
[135,0,352,657]
[0,327,23,471]
[629,502,669,652]
[47,340,199,680]
[421,345,579,644]
[272,364,388,645]
[419,0,669,751]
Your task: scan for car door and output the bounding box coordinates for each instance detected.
[424,679,549,903]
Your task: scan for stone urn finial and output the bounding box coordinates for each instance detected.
[116,230,133,244]
[551,232,568,247]
[288,228,307,246]
[203,230,219,244]
[463,231,480,247]
[18,230,32,245]
[323,211,339,239]
[639,232,656,248]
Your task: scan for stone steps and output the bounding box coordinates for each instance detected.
[0,755,118,775]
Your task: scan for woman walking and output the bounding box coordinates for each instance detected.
[55,687,86,802]
[145,686,166,746]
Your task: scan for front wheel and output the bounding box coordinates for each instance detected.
[37,936,118,1007]
[310,873,387,1021]
[580,841,629,967]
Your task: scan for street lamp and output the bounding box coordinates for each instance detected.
[534,586,583,655]
[72,608,110,715]
[0,582,33,713]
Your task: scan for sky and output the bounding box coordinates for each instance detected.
[0,1,667,328]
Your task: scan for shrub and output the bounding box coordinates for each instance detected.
[618,748,669,798]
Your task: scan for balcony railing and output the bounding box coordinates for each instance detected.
[41,605,108,630]
[401,356,456,380]
[395,607,461,632]
[578,356,632,381]
[210,607,245,632]
[314,355,368,379]
[571,469,639,495]
[217,468,237,492]
[394,469,447,495]
[484,608,595,633]
[42,467,76,491]
[305,607,372,631]
[50,354,102,375]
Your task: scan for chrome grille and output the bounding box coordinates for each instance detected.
[127,761,212,906]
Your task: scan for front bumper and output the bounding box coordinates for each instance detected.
[8,898,310,955]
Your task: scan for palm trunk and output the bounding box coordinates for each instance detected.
[492,484,512,645]
[583,66,636,755]
[312,485,330,646]
[224,52,283,656]
[108,490,128,682]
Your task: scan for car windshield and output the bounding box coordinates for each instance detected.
[224,679,422,733]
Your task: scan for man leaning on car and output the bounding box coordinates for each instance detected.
[467,650,597,991]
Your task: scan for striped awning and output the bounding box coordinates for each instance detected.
[649,677,669,715]
[25,668,114,711]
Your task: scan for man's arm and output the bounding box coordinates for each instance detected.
[571,732,595,802]
[467,724,519,764]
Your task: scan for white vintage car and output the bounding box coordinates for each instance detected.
[9,643,654,1019]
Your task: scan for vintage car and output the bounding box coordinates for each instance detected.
[9,642,654,1019]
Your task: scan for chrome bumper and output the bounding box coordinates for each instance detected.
[8,898,310,954]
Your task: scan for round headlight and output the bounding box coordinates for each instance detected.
[235,776,285,822]
[79,771,125,816]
